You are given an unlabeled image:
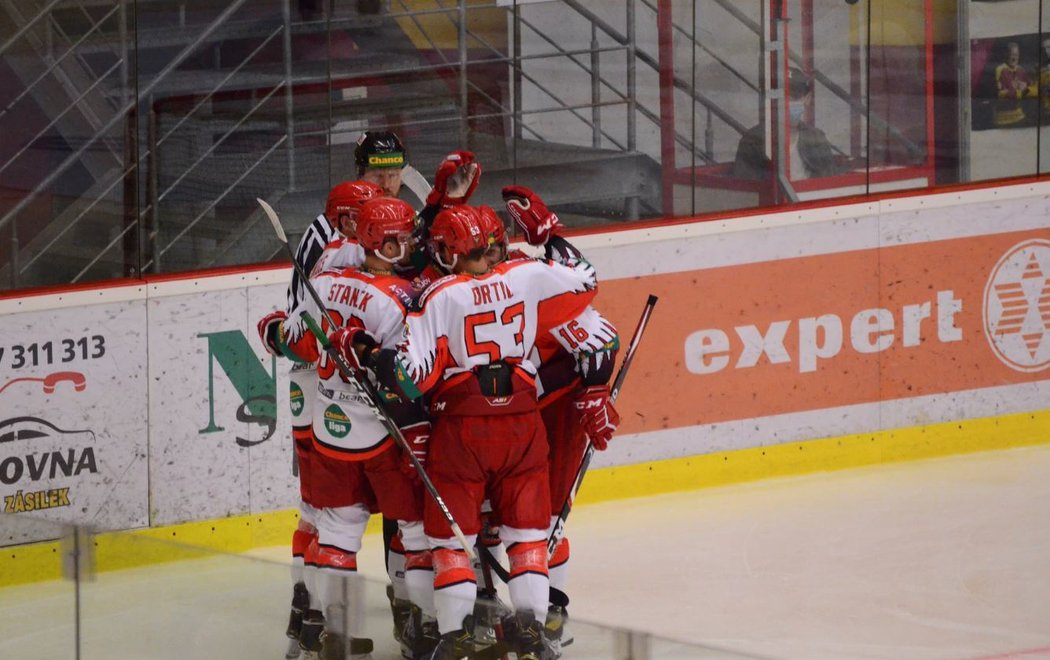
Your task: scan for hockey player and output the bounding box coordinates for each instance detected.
[281,196,438,659]
[502,186,620,654]
[355,130,409,198]
[470,195,620,654]
[257,179,385,659]
[352,136,484,642]
[477,204,523,266]
[334,205,614,660]
[405,150,483,295]
[309,179,383,277]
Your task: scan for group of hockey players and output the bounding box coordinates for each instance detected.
[257,131,621,660]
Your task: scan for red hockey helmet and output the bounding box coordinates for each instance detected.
[429,205,487,271]
[325,180,384,236]
[476,205,508,264]
[476,205,506,245]
[355,197,417,262]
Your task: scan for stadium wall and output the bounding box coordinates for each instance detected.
[1,180,1048,585]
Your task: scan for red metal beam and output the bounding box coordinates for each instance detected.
[657,0,676,217]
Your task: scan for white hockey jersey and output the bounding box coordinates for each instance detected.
[310,237,367,278]
[395,258,599,396]
[286,267,415,459]
[534,305,619,399]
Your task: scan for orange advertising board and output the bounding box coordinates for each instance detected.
[596,229,1050,436]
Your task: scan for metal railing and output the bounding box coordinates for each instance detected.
[0,0,275,285]
[0,0,770,290]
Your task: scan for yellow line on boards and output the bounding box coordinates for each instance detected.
[3,408,1047,588]
[577,409,1050,505]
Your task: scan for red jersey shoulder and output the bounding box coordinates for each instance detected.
[380,276,416,312]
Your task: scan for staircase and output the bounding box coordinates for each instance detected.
[0,0,692,291]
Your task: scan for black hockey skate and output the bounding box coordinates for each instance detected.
[424,628,475,660]
[400,604,440,659]
[544,604,572,657]
[285,581,311,660]
[387,584,413,644]
[319,630,374,659]
[287,582,310,639]
[298,609,325,658]
[424,622,514,660]
[471,590,511,649]
[502,611,555,660]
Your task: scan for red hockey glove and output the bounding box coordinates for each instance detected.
[502,185,561,246]
[399,421,431,479]
[426,151,481,207]
[329,327,378,380]
[257,310,288,357]
[574,385,620,450]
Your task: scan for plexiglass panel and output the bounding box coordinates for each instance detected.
[0,518,767,658]
[0,1,1047,289]
[0,514,77,658]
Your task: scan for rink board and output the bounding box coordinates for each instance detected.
[1,180,1049,581]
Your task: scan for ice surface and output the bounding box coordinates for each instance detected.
[3,444,1049,659]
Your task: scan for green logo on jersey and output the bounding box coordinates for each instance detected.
[289,382,305,416]
[324,404,352,438]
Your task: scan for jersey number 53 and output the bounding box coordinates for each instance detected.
[464,302,525,361]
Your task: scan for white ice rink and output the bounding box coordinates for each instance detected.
[2,444,1049,659]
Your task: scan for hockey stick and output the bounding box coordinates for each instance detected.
[400,165,432,206]
[478,541,510,583]
[546,294,659,557]
[474,539,512,659]
[258,197,476,563]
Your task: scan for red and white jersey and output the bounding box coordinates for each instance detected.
[397,258,598,395]
[310,237,366,278]
[286,267,415,459]
[533,305,618,400]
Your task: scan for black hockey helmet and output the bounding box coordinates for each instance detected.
[354,130,407,174]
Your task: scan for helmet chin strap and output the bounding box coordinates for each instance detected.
[375,242,407,264]
[434,250,458,272]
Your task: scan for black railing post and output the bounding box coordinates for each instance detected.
[123,107,139,278]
